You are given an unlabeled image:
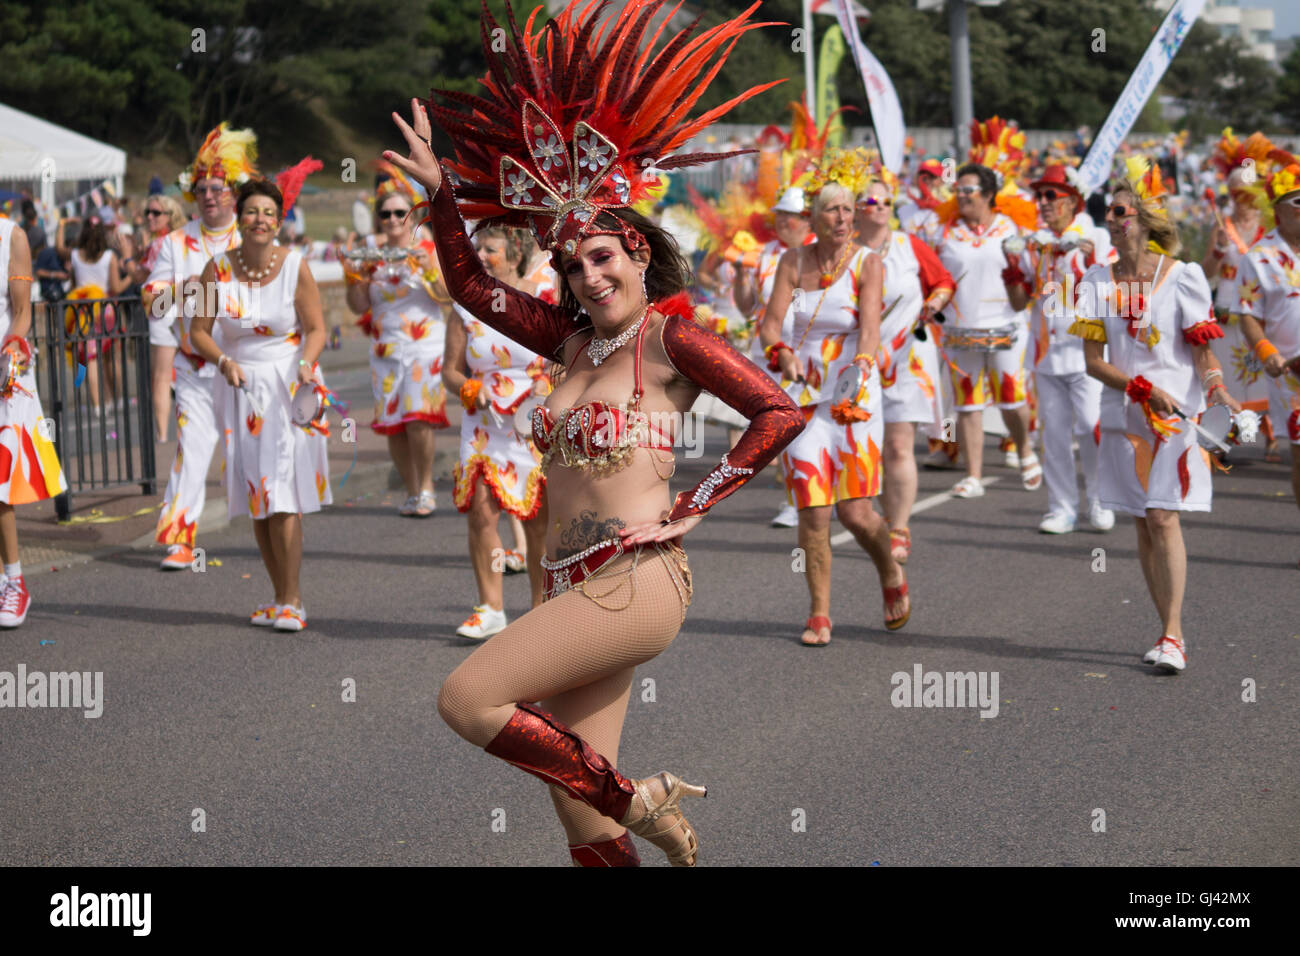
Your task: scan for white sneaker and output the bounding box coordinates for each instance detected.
[771,504,798,528]
[456,605,507,640]
[1088,501,1115,532]
[1142,642,1162,664]
[1038,513,1075,534]
[923,448,961,470]
[1151,635,1186,672]
[1004,450,1021,469]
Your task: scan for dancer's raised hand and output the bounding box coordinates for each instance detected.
[386,98,442,196]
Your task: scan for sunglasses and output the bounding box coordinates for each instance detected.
[1035,189,1068,203]
[1107,204,1138,218]
[858,197,892,208]
[378,208,410,220]
[1279,195,1300,208]
[145,209,167,217]
[955,185,981,196]
[194,184,229,197]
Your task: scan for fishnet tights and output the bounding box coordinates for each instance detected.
[437,546,691,844]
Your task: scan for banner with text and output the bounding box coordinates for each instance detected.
[833,0,905,173]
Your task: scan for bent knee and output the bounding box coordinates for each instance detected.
[437,669,503,745]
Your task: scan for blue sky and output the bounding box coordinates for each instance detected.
[1258,0,1299,40]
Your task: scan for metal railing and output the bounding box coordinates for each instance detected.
[33,294,158,520]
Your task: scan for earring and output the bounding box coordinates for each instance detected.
[640,268,648,303]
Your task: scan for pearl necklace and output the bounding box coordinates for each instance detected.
[586,303,649,367]
[236,246,279,281]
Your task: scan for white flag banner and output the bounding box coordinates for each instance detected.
[811,0,871,18]
[1076,0,1207,196]
[831,0,904,173]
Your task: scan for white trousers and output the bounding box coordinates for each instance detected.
[1036,370,1101,522]
[155,359,219,546]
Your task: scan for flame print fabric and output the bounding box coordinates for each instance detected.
[210,249,332,519]
[1236,231,1300,445]
[451,304,547,519]
[364,239,450,434]
[878,232,946,427]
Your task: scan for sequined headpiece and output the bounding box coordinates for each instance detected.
[426,0,781,256]
[179,123,259,201]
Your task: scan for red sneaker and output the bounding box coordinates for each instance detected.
[0,576,31,628]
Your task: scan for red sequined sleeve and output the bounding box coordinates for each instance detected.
[427,172,583,361]
[659,311,804,522]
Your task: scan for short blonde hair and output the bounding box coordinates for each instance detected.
[810,182,856,218]
[1113,186,1182,257]
[149,194,187,232]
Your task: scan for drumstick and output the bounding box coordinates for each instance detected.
[1173,406,1231,455]
[1202,187,1226,234]
[241,382,264,420]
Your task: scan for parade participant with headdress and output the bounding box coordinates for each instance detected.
[1003,161,1116,534]
[1071,158,1239,673]
[0,214,67,627]
[145,123,257,570]
[855,161,953,565]
[1202,128,1281,461]
[386,0,800,867]
[1236,154,1300,545]
[933,118,1040,499]
[760,147,907,645]
[344,160,450,517]
[188,165,330,632]
[442,224,550,636]
[896,157,948,243]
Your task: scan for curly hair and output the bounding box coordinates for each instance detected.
[553,208,691,314]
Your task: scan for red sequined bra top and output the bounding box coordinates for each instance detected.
[426,173,804,522]
[531,317,674,475]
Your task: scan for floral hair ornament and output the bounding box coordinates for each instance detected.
[800,147,874,203]
[425,0,783,255]
[1266,162,1300,204]
[179,123,259,202]
[374,158,422,208]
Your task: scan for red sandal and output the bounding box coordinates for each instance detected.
[883,579,910,631]
[801,615,832,647]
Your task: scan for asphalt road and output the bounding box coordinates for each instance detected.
[1,430,1296,867]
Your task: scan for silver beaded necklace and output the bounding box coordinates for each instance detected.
[586,303,649,367]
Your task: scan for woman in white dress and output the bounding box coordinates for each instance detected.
[345,163,449,517]
[442,226,549,638]
[58,217,129,413]
[1071,160,1240,673]
[190,180,331,632]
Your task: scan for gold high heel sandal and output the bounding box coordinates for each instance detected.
[622,772,708,867]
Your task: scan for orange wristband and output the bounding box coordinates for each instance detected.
[1254,339,1279,362]
[459,378,482,411]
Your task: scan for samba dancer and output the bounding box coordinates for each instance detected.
[0,217,67,628]
[387,0,801,866]
[760,149,909,646]
[1071,159,1239,673]
[189,172,330,632]
[855,169,953,565]
[442,226,549,636]
[344,162,450,517]
[1236,157,1300,543]
[1003,164,1116,534]
[144,124,256,570]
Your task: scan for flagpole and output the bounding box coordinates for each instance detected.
[803,0,817,123]
[949,0,973,157]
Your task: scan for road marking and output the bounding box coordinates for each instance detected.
[830,476,1003,546]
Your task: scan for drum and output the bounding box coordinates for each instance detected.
[941,323,1019,351]
[833,364,867,407]
[1194,404,1232,452]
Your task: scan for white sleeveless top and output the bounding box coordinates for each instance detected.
[787,246,870,405]
[213,249,305,364]
[71,248,112,291]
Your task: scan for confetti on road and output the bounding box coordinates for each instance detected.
[210,559,222,567]
[1084,673,1107,678]
[39,640,55,646]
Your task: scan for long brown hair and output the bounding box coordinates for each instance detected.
[553,208,691,315]
[76,218,109,261]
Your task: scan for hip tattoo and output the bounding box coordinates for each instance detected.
[555,510,626,559]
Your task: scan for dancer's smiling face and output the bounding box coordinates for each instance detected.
[558,236,649,328]
[238,194,280,247]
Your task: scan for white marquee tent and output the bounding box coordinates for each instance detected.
[0,101,126,208]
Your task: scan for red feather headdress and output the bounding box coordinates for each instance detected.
[426,0,783,255]
[274,157,323,216]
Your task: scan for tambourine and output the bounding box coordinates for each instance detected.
[513,394,544,436]
[833,364,867,407]
[291,384,324,427]
[1192,404,1233,453]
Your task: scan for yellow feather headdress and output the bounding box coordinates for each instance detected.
[178,123,258,201]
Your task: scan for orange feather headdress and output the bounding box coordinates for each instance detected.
[426,0,782,256]
[968,116,1027,186]
[179,123,259,201]
[374,158,421,207]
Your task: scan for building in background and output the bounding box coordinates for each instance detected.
[1154,0,1276,63]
